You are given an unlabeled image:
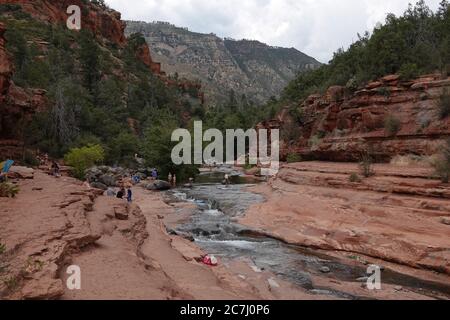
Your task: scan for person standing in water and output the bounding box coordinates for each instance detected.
[172,174,177,187]
[224,174,230,185]
[168,173,173,185]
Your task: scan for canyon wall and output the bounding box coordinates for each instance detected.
[0,1,173,158]
[0,22,11,106]
[125,21,321,106]
[0,0,127,46]
[261,74,450,161]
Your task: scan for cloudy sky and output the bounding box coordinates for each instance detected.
[105,0,442,63]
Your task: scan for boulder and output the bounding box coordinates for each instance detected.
[145,180,171,191]
[320,266,331,273]
[381,74,400,83]
[9,166,34,179]
[366,81,383,89]
[114,206,129,220]
[90,182,108,190]
[99,174,117,187]
[440,217,450,226]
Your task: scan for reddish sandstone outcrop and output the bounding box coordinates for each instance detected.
[135,41,162,74]
[0,0,126,46]
[0,20,47,156]
[0,22,12,105]
[263,74,450,161]
[240,162,450,275]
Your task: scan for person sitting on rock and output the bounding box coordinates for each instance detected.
[51,161,60,177]
[116,187,125,199]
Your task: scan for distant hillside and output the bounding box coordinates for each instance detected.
[125,21,321,106]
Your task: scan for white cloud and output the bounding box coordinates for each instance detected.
[106,0,442,63]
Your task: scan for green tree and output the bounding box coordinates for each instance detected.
[64,144,105,179]
[79,30,101,94]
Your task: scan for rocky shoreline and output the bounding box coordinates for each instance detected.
[239,162,450,285]
[1,165,449,300]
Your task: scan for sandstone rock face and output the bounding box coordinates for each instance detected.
[1,0,126,46]
[135,41,162,74]
[114,205,129,220]
[0,22,12,106]
[240,162,450,275]
[0,19,48,156]
[263,74,450,161]
[0,171,102,299]
[125,21,321,105]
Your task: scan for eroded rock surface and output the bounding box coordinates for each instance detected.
[240,162,450,276]
[0,172,101,299]
[259,74,450,161]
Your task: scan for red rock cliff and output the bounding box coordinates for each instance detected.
[0,0,127,46]
[135,41,162,74]
[262,74,450,161]
[0,22,12,105]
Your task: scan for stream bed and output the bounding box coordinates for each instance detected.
[165,172,450,300]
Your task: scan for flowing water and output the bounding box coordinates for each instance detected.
[165,171,450,300]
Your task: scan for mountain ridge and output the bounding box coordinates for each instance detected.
[125,20,321,106]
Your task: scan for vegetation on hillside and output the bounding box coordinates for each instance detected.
[0,2,202,180]
[280,1,450,104]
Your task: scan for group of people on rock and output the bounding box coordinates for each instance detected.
[105,185,133,203]
[117,186,133,203]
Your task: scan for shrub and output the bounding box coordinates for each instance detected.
[399,63,419,80]
[438,89,450,119]
[288,106,304,124]
[384,114,401,136]
[64,144,105,179]
[346,77,359,92]
[431,139,450,183]
[0,183,19,198]
[359,150,374,178]
[286,153,302,163]
[349,173,362,183]
[3,276,19,290]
